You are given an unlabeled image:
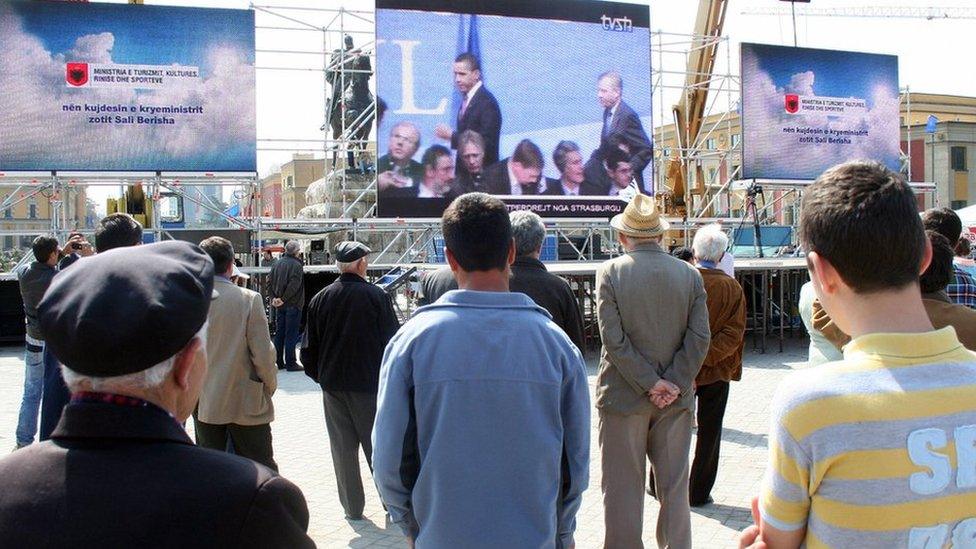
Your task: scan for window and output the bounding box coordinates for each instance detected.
[708,168,717,185]
[2,195,10,218]
[732,134,741,148]
[28,198,37,219]
[951,146,967,171]
[951,200,968,210]
[285,175,294,188]
[706,138,715,150]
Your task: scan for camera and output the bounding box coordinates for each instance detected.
[70,242,83,251]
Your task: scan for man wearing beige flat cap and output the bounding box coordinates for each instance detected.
[597,193,710,549]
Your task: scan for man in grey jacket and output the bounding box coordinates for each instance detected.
[269,240,305,372]
[13,236,60,449]
[597,194,710,549]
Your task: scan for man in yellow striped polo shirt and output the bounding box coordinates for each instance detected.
[740,161,976,549]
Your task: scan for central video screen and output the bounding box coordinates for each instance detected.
[375,0,652,218]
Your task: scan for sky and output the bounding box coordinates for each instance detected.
[23,0,976,209]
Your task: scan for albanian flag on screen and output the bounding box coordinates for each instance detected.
[66,62,89,86]
[784,93,799,114]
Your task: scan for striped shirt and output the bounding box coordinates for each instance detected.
[761,327,976,548]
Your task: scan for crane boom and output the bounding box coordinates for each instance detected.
[741,6,976,20]
[665,0,728,214]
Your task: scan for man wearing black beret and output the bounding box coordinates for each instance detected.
[300,240,400,521]
[0,241,314,548]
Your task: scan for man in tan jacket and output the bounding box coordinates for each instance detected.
[597,194,710,549]
[196,237,279,470]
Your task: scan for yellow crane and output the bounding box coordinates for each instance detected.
[664,0,729,217]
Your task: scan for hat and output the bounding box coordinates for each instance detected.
[38,241,215,377]
[231,264,250,280]
[335,241,371,262]
[610,193,669,238]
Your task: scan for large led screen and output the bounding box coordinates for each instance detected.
[740,43,900,181]
[376,0,652,218]
[0,1,256,172]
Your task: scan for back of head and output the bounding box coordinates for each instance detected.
[955,237,971,258]
[692,224,729,263]
[510,210,546,257]
[922,207,963,243]
[442,193,511,272]
[284,240,301,257]
[199,236,235,275]
[95,213,143,252]
[920,231,955,294]
[799,160,925,294]
[511,139,543,170]
[671,247,694,264]
[31,235,58,264]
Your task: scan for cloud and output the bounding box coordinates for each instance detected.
[0,5,255,171]
[741,48,900,180]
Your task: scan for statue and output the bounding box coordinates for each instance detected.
[325,35,374,173]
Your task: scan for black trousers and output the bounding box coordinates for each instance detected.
[648,380,730,505]
[689,380,730,504]
[194,419,278,472]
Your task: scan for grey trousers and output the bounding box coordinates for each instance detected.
[322,390,377,519]
[600,404,694,549]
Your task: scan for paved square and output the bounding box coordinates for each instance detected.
[0,337,808,548]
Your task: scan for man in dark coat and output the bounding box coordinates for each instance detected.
[269,240,305,371]
[300,241,400,521]
[483,139,546,196]
[588,71,652,190]
[0,241,314,548]
[435,53,502,167]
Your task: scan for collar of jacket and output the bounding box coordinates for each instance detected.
[922,290,951,303]
[628,240,664,254]
[512,256,547,271]
[339,272,367,283]
[51,400,193,445]
[422,289,552,318]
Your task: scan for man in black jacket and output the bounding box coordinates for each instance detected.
[0,241,314,548]
[483,139,546,196]
[300,241,400,521]
[269,240,305,371]
[435,52,502,167]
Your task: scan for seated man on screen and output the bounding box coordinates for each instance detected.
[544,141,587,196]
[483,139,546,196]
[583,135,629,196]
[416,145,458,199]
[454,130,487,195]
[377,121,423,199]
[603,147,639,200]
[588,70,652,189]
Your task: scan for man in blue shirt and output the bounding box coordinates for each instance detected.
[372,193,590,548]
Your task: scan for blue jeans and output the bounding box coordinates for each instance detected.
[15,336,45,446]
[39,346,70,441]
[274,306,301,370]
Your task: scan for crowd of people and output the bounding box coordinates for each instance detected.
[2,159,976,548]
[377,53,652,201]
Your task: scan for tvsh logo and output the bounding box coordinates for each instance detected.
[601,15,633,32]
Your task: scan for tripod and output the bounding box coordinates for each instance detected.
[735,183,765,258]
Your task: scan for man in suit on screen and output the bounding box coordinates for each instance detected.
[588,71,652,190]
[435,53,502,168]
